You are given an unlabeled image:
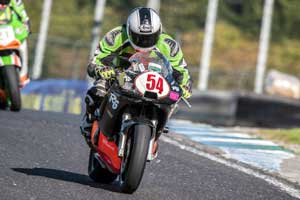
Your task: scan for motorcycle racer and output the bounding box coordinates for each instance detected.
[81,7,192,139]
[0,0,30,86]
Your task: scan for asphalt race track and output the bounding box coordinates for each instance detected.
[0,110,298,200]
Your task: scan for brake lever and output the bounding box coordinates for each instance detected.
[181,97,192,108]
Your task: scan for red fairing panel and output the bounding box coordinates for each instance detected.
[97,132,121,174]
[91,121,121,174]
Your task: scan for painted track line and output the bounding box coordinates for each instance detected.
[161,136,300,199]
[171,129,255,138]
[191,137,277,146]
[168,120,294,172]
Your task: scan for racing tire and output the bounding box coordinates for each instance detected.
[3,66,21,111]
[121,124,151,194]
[88,149,117,184]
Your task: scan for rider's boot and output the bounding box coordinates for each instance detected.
[80,113,94,147]
[80,92,98,147]
[80,113,93,136]
[80,82,107,147]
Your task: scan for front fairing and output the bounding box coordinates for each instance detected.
[116,51,182,104]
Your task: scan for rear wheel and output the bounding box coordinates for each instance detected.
[88,149,117,183]
[120,124,151,193]
[3,66,21,111]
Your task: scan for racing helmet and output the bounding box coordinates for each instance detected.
[0,0,10,5]
[127,7,162,52]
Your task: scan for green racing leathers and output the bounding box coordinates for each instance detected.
[9,0,30,24]
[87,25,192,97]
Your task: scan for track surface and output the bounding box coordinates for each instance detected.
[0,110,298,200]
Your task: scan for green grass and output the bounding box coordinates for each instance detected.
[260,129,300,145]
[257,129,300,154]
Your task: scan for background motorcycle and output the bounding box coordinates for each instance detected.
[0,6,29,111]
[87,51,188,193]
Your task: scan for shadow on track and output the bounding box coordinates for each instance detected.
[12,167,123,193]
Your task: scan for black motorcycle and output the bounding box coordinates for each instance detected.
[87,50,189,193]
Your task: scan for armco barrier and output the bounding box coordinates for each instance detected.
[236,92,300,128]
[174,90,238,126]
[22,79,88,115]
[174,90,300,128]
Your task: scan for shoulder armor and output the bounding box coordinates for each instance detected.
[14,0,23,6]
[105,27,123,46]
[164,38,180,57]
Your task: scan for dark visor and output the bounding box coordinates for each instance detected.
[0,0,10,5]
[129,30,160,48]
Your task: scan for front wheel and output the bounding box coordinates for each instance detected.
[88,149,117,184]
[3,66,21,111]
[120,124,151,194]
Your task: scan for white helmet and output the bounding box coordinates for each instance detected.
[127,7,162,51]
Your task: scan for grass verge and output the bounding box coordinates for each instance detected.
[258,129,300,154]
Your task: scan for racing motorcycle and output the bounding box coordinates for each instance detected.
[0,5,29,111]
[88,50,189,193]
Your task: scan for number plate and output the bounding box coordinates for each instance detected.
[0,26,15,46]
[134,72,170,98]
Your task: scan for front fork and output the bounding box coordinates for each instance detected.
[118,113,158,161]
[147,120,158,161]
[118,113,131,158]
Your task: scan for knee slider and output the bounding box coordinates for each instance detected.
[85,95,95,106]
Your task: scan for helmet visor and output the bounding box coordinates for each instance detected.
[129,30,160,48]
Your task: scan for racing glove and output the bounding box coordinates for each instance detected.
[94,66,115,80]
[180,84,192,99]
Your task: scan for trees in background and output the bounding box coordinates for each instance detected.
[25,0,300,41]
[220,0,300,40]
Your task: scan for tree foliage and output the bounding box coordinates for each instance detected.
[220,0,300,40]
[22,0,300,84]
[24,0,300,41]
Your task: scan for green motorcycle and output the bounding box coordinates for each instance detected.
[0,6,29,111]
